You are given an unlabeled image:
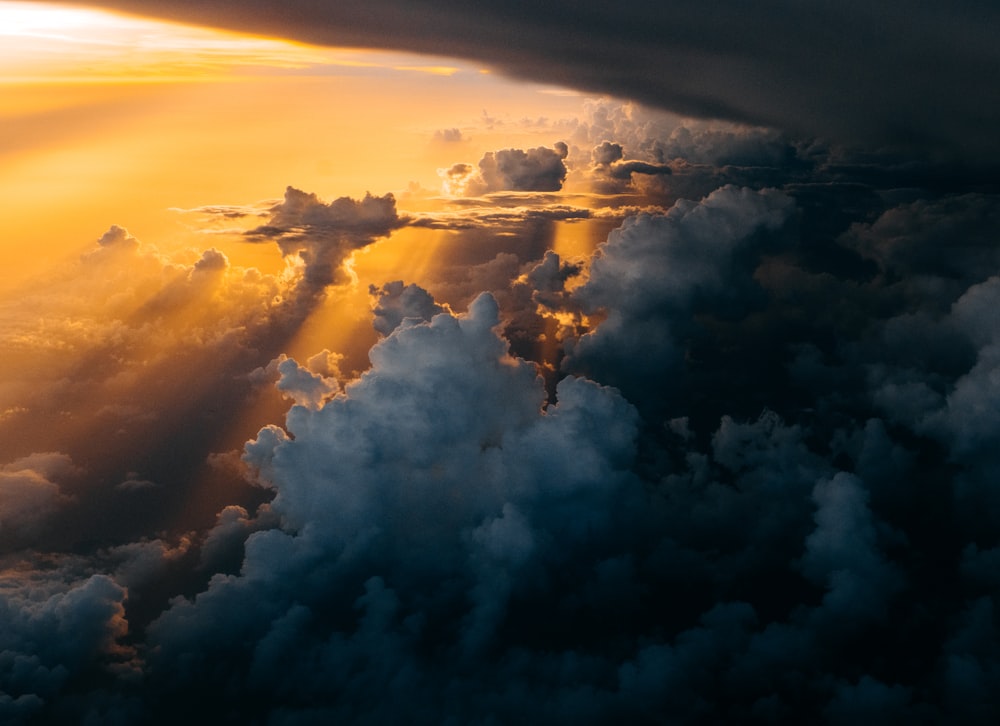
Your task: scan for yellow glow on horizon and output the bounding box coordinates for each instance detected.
[391,65,461,76]
[0,2,124,34]
[0,2,477,83]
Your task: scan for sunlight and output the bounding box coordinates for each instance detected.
[0,2,120,36]
[0,2,469,83]
[0,1,324,82]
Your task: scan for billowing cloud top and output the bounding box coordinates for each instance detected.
[52,0,1000,164]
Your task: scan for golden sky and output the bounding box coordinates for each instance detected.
[0,1,599,288]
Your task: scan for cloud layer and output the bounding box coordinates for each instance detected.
[4,98,1000,722]
[55,0,1000,165]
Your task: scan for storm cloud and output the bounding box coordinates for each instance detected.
[53,0,1000,165]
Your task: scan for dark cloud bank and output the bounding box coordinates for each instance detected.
[54,0,1000,166]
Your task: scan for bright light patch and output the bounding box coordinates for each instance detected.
[0,2,474,82]
[0,2,121,35]
[0,1,315,81]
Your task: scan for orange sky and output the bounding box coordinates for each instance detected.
[0,2,601,290]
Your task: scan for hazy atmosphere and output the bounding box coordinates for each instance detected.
[2,2,1000,723]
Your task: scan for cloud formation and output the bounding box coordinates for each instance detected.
[566,185,795,411]
[442,143,570,195]
[137,293,643,721]
[0,453,76,545]
[58,0,1000,164]
[246,186,404,290]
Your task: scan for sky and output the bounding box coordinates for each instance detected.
[2,1,1000,723]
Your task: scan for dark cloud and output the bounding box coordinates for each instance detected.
[448,144,570,195]
[565,185,796,413]
[413,204,594,230]
[592,141,623,166]
[0,453,76,545]
[587,138,675,194]
[61,0,1000,165]
[0,565,132,723]
[131,293,646,722]
[606,159,673,180]
[369,280,448,336]
[246,186,404,290]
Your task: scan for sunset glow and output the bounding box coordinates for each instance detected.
[0,1,597,290]
[0,2,463,82]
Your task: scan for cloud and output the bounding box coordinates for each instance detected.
[0,567,131,721]
[592,141,624,165]
[450,144,569,195]
[369,280,448,336]
[116,473,160,492]
[0,200,354,553]
[800,472,900,623]
[606,159,673,180]
[246,185,405,289]
[95,224,139,251]
[432,127,465,143]
[565,185,796,411]
[113,292,643,719]
[65,0,1000,165]
[412,204,595,231]
[586,138,675,194]
[0,453,76,544]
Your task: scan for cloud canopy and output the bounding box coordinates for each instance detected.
[57,0,1000,164]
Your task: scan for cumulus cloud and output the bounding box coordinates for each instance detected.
[565,185,795,411]
[246,185,404,289]
[585,138,676,194]
[127,293,643,719]
[592,141,624,166]
[0,197,348,552]
[800,472,900,622]
[0,567,131,721]
[95,224,139,251]
[0,453,76,544]
[446,144,569,195]
[369,280,448,336]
